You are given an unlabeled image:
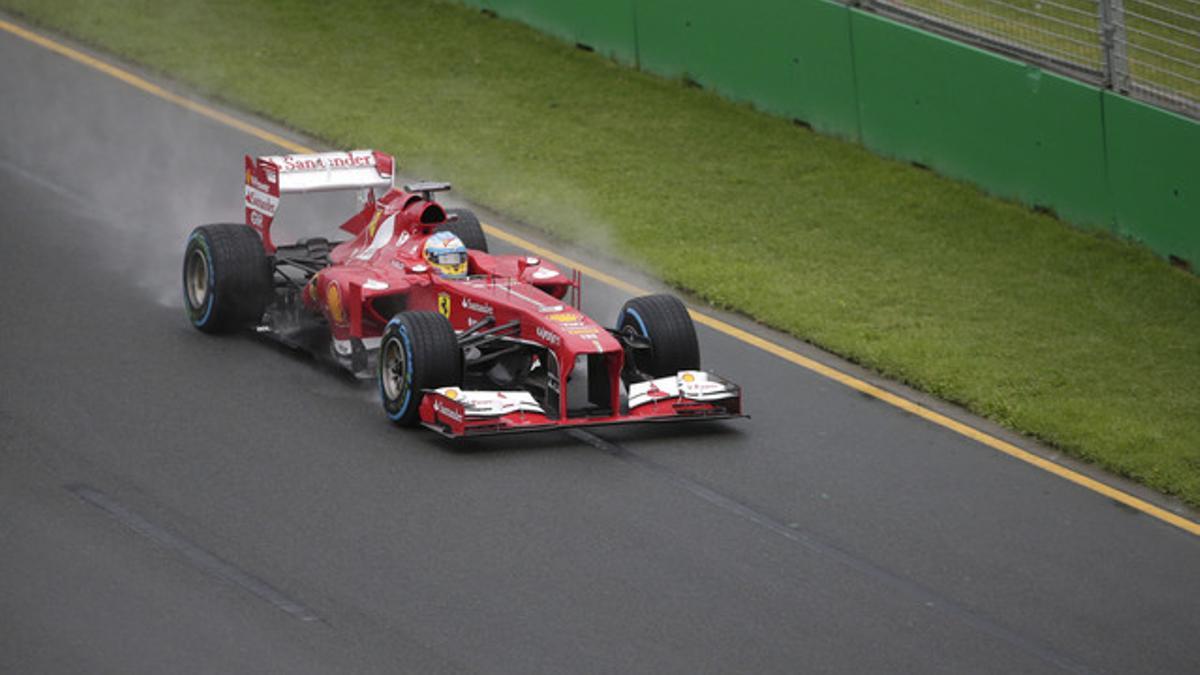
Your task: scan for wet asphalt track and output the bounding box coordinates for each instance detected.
[2,23,1199,674]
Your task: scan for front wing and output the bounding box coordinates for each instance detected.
[418,371,744,437]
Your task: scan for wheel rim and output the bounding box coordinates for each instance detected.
[185,247,209,309]
[382,337,408,401]
[622,322,653,374]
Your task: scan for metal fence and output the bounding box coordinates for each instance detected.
[856,0,1200,119]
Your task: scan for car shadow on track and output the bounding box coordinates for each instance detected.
[588,421,749,449]
[251,331,361,383]
[431,432,590,457]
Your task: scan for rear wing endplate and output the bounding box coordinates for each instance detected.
[244,149,395,252]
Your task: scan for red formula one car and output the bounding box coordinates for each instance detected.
[182,149,743,436]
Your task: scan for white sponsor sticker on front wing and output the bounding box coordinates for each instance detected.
[628,371,737,409]
[431,388,545,417]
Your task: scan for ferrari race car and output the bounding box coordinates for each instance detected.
[182,149,743,437]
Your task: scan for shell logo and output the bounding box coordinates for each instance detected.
[548,313,581,323]
[681,373,696,383]
[326,282,346,324]
[444,388,460,400]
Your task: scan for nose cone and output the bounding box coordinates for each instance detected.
[535,309,621,354]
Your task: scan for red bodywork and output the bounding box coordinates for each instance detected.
[244,150,742,436]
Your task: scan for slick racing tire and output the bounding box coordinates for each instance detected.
[439,208,489,252]
[379,311,463,426]
[617,294,700,379]
[183,224,272,334]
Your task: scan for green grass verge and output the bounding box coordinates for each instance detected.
[4,0,1198,506]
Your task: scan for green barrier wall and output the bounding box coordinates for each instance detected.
[633,0,859,139]
[460,0,637,65]
[458,0,1200,267]
[851,12,1111,227]
[1103,93,1200,264]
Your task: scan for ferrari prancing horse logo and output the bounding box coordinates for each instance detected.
[326,283,346,325]
[366,210,383,239]
[437,292,452,319]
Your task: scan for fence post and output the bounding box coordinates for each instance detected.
[1099,0,1131,92]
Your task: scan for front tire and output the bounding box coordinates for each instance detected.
[183,224,272,334]
[617,294,700,379]
[439,208,488,252]
[379,311,463,426]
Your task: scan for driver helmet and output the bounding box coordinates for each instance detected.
[423,231,469,278]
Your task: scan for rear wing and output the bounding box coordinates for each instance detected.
[244,149,395,252]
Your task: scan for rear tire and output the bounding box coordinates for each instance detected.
[183,224,272,334]
[439,208,488,252]
[617,294,700,378]
[379,311,463,426]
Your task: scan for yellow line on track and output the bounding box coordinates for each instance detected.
[5,17,1195,537]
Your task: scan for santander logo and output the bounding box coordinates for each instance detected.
[434,401,463,423]
[244,186,279,215]
[536,326,561,345]
[281,152,373,172]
